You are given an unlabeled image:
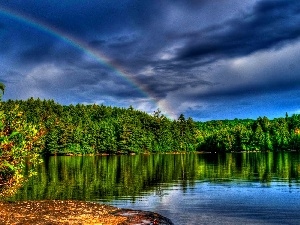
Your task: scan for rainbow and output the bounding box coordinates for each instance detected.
[0,6,174,118]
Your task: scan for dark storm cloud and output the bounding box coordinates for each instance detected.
[136,71,215,99]
[89,34,143,63]
[177,0,300,60]
[189,79,300,101]
[57,68,142,98]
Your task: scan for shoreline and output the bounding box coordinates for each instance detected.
[0,200,174,225]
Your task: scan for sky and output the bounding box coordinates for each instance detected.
[0,0,300,121]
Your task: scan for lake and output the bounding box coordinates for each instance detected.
[10,152,300,224]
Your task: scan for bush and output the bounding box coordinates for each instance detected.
[0,106,44,198]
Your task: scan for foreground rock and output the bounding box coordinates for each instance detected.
[0,200,173,225]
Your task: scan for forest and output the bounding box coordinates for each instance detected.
[1,97,300,156]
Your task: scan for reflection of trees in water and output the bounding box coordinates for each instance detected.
[200,152,300,183]
[9,152,300,201]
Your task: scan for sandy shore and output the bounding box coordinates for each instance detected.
[0,200,173,225]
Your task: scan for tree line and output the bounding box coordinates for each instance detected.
[197,114,300,152]
[1,98,300,157]
[0,98,199,156]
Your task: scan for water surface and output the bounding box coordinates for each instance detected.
[11,152,300,224]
